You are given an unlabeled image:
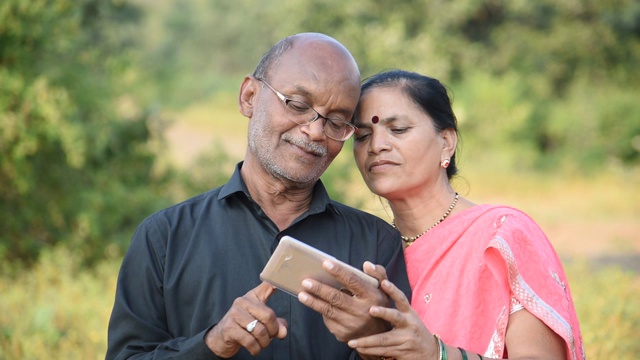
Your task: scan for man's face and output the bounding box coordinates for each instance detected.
[247,40,361,186]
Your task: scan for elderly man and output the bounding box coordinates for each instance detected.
[106,32,410,360]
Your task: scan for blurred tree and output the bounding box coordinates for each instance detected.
[0,0,172,267]
[175,142,236,198]
[131,0,640,170]
[134,0,284,107]
[296,0,640,168]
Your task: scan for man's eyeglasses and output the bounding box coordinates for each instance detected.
[256,78,358,141]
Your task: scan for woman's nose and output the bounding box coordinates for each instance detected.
[369,131,391,153]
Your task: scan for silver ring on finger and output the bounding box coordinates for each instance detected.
[245,319,259,333]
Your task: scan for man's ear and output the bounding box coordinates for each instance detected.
[238,75,258,118]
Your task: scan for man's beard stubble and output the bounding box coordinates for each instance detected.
[247,112,334,186]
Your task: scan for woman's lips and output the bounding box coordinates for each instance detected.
[368,159,398,172]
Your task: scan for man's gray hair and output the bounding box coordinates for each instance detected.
[252,36,295,80]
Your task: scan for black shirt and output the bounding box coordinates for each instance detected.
[106,162,411,360]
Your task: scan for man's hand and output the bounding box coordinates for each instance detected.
[205,282,288,357]
[298,260,391,342]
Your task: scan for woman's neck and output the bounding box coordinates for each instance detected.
[389,190,475,242]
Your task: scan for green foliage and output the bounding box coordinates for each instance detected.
[1,0,639,298]
[0,0,172,266]
[134,0,640,171]
[545,80,640,168]
[174,142,238,199]
[132,0,284,107]
[453,72,640,170]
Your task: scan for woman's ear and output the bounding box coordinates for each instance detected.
[441,128,458,158]
[238,76,258,118]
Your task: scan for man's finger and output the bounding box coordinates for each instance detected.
[276,318,288,339]
[253,281,277,303]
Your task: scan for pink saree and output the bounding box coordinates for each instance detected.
[404,204,585,360]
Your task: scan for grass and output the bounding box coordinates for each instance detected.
[0,248,637,359]
[0,247,117,359]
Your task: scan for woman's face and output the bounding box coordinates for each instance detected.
[352,87,448,201]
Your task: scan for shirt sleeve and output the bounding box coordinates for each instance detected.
[105,217,220,360]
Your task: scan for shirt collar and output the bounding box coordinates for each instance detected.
[219,162,339,215]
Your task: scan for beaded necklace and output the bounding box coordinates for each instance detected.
[392,192,459,246]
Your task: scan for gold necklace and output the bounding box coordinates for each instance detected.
[392,192,459,246]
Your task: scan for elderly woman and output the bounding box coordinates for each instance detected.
[347,70,584,360]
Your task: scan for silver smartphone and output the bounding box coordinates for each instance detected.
[260,235,379,297]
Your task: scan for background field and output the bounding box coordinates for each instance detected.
[2,0,640,358]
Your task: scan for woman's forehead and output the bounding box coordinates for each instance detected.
[358,88,411,112]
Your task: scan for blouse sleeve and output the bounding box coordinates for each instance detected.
[484,207,584,360]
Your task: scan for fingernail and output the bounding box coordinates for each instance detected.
[348,339,358,347]
[323,260,334,270]
[302,279,312,289]
[298,292,308,302]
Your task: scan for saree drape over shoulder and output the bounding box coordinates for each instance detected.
[405,205,585,360]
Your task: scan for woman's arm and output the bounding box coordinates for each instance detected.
[503,308,567,359]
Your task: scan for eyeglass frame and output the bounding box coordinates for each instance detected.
[255,77,358,141]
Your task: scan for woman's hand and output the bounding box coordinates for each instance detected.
[298,260,391,342]
[347,275,438,360]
